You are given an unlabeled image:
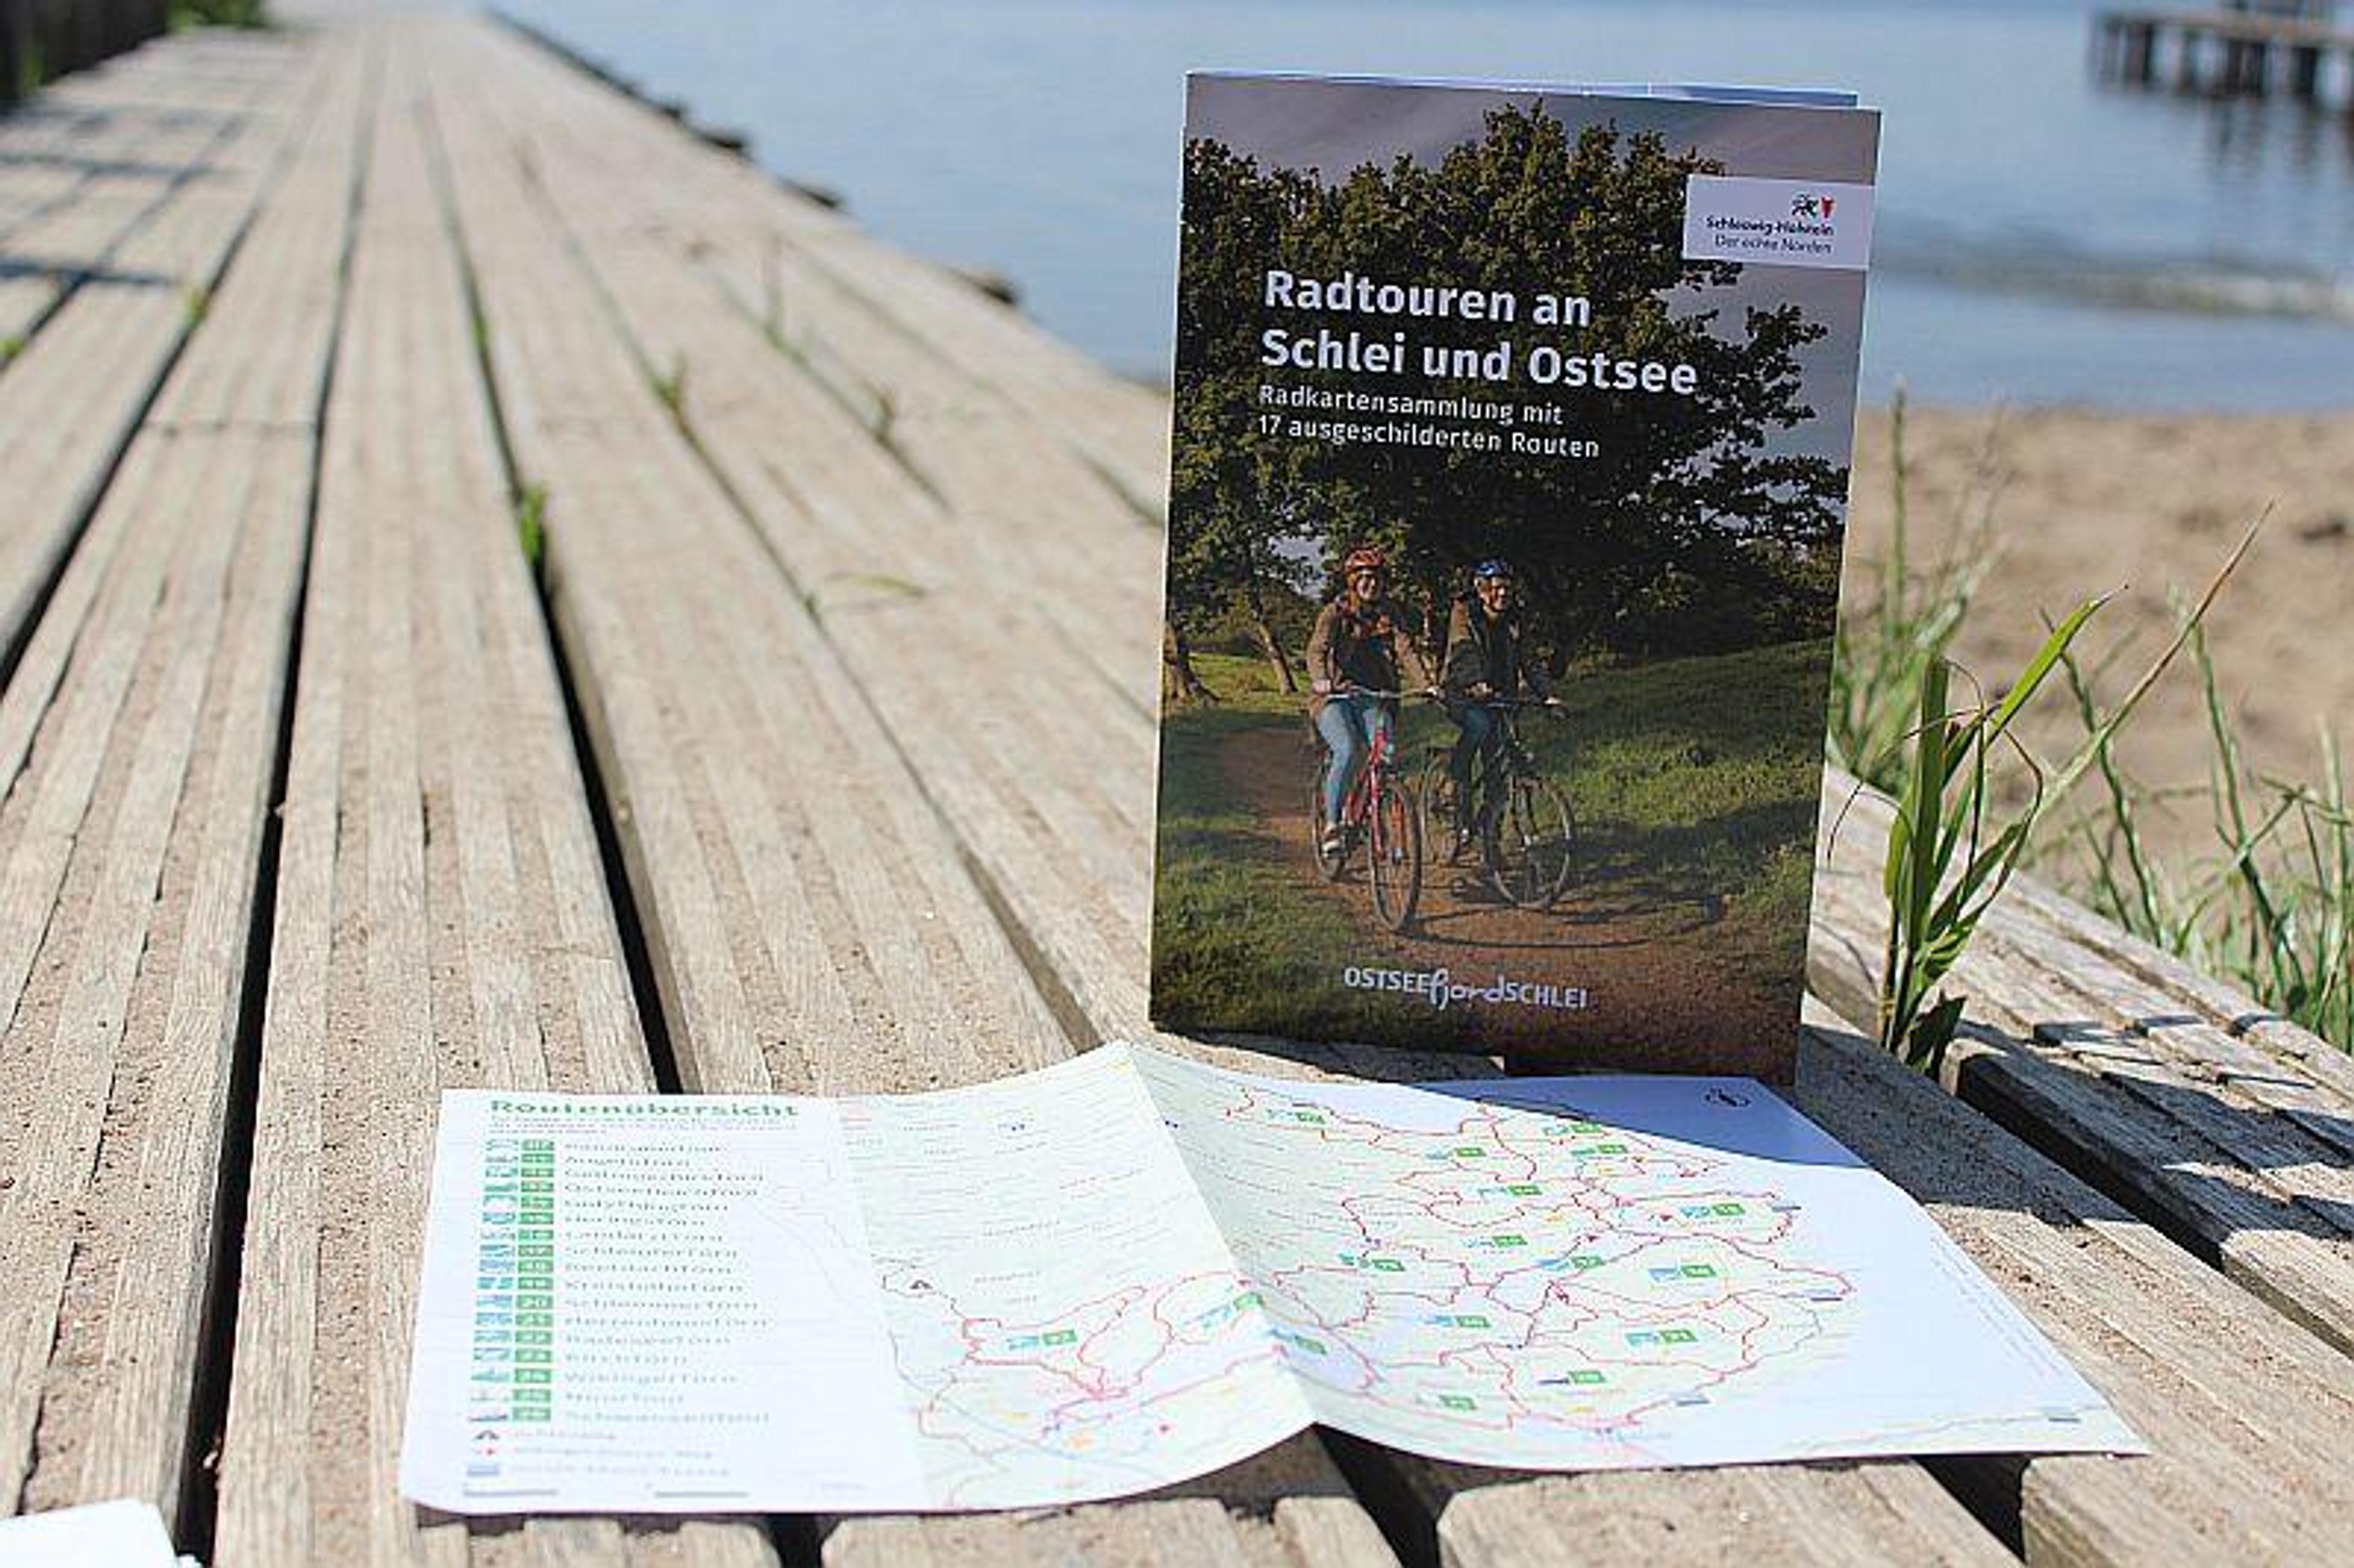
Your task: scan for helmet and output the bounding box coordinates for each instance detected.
[1342,546,1388,575]
[1473,558,1514,582]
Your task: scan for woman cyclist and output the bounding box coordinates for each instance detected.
[1306,545,1436,859]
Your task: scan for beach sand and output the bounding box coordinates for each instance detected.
[1840,404,2354,872]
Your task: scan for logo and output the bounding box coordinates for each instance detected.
[1683,176,1874,272]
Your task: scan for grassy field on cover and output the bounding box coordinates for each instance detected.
[1151,644,1827,1049]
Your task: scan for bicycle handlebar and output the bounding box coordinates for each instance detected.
[1324,687,1563,712]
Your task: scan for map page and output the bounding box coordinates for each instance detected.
[401,1045,2137,1513]
[1130,1049,2141,1469]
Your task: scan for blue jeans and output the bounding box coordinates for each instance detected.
[1316,695,1390,825]
[1449,702,1499,825]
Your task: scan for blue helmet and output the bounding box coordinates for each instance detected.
[1472,558,1514,582]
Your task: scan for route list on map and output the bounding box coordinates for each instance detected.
[401,1045,2141,1513]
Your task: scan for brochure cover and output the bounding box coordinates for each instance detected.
[1150,73,1880,1080]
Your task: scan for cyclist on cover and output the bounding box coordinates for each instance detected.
[1441,558,1561,853]
[1308,545,1437,859]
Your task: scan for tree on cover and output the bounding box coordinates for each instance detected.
[1167,104,1848,692]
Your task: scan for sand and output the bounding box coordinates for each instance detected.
[1839,403,2354,870]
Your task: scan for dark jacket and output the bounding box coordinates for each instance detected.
[1442,598,1555,701]
[1306,596,1434,714]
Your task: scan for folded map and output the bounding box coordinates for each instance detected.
[401,1045,2138,1512]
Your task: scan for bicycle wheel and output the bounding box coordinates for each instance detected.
[1367,779,1422,932]
[1493,774,1576,909]
[1309,770,1347,881]
[1416,750,1457,866]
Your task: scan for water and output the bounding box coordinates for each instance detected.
[500,0,2354,409]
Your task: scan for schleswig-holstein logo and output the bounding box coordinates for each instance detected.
[1683,175,1874,272]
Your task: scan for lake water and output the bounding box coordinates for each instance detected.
[500,0,2354,409]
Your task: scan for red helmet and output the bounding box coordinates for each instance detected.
[1343,546,1388,575]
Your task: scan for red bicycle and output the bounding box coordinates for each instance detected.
[1310,689,1423,933]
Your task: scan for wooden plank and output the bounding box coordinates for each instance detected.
[0,26,352,1529]
[429,25,1069,1094]
[417,17,2011,1564]
[1794,1008,2354,1565]
[459,23,1164,698]
[0,29,321,676]
[0,419,313,1516]
[439,22,1171,1047]
[211,35,772,1568]
[487,14,1172,517]
[0,31,292,350]
[1359,1445,2005,1567]
[0,102,107,239]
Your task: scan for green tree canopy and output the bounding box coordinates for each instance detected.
[1168,103,1851,689]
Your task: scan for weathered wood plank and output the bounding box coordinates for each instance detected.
[487,13,1172,517]
[0,28,319,674]
[0,27,352,1528]
[0,416,314,1518]
[1810,774,2354,1359]
[1355,1444,2006,1568]
[0,26,299,349]
[430,26,1069,1097]
[0,407,313,1519]
[439,22,1173,1048]
[455,19,1163,710]
[211,38,772,1568]
[1794,1007,2354,1564]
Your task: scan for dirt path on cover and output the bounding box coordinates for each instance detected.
[1219,719,1791,1072]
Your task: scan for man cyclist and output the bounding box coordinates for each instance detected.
[1307,545,1437,859]
[1441,558,1561,857]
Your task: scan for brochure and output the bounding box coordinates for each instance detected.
[1149,74,1880,1078]
[400,1046,2136,1514]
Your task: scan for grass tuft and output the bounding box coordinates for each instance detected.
[171,1,269,28]
[1829,392,1988,793]
[2051,622,2350,1048]
[1837,419,2336,1060]
[515,482,549,573]
[651,354,689,427]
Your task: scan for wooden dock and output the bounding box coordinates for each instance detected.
[2095,6,2354,103]
[2,8,2352,1565]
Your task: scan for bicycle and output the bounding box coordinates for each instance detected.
[1419,699,1577,910]
[1309,688,1423,934]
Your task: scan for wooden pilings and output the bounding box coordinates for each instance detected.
[2095,7,2354,105]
